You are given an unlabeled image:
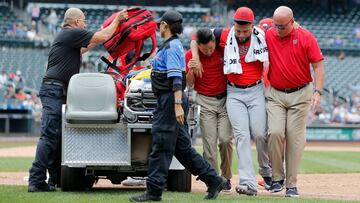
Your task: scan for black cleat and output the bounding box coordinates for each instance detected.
[204,176,227,200]
[222,178,232,192]
[28,182,56,192]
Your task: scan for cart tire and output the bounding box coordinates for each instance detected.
[61,166,95,191]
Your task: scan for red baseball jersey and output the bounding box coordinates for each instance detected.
[185,48,227,96]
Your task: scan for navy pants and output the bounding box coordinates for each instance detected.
[146,91,218,196]
[29,84,66,187]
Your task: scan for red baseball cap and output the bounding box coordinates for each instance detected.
[234,7,254,23]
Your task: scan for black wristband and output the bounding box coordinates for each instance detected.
[314,89,322,95]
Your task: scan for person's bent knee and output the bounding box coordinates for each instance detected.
[254,133,267,143]
[218,135,233,144]
[252,129,267,140]
[267,129,284,142]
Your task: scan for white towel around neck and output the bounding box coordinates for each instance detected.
[223,26,269,74]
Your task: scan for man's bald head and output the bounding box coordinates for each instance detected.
[64,8,84,21]
[273,6,294,37]
[63,8,86,28]
[273,6,293,20]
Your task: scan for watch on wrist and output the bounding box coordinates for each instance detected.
[314,89,323,96]
[174,99,183,104]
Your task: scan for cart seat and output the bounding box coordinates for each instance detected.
[66,73,118,124]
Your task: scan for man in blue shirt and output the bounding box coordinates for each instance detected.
[130,10,226,202]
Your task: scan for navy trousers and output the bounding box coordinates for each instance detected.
[28,84,66,187]
[146,91,218,196]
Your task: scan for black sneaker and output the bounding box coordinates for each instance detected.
[263,177,272,190]
[129,192,161,202]
[222,179,232,192]
[235,185,257,196]
[269,180,284,193]
[28,182,56,192]
[285,187,299,197]
[204,176,227,200]
[48,178,57,190]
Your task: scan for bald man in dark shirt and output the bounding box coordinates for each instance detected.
[28,7,128,192]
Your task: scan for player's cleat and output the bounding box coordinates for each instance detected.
[122,177,146,186]
[285,187,299,197]
[222,178,232,192]
[258,180,265,187]
[235,185,257,196]
[269,180,284,193]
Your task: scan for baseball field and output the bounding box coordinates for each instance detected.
[0,138,359,203]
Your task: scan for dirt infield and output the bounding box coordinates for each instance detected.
[1,172,359,201]
[0,146,35,157]
[0,141,360,201]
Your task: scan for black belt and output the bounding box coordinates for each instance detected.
[227,80,262,89]
[43,78,67,88]
[199,91,227,99]
[274,83,308,93]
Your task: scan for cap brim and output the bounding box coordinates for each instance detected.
[234,19,253,23]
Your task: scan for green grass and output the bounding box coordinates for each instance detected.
[0,157,33,172]
[0,147,359,173]
[194,147,360,175]
[301,151,360,173]
[0,185,356,203]
[0,145,359,202]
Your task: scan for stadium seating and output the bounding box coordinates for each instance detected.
[2,3,360,49]
[323,56,360,98]
[0,90,4,107]
[250,4,360,49]
[0,6,26,40]
[2,3,360,110]
[0,47,48,90]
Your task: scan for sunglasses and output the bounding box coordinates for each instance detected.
[274,18,293,30]
[66,18,87,24]
[76,19,87,23]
